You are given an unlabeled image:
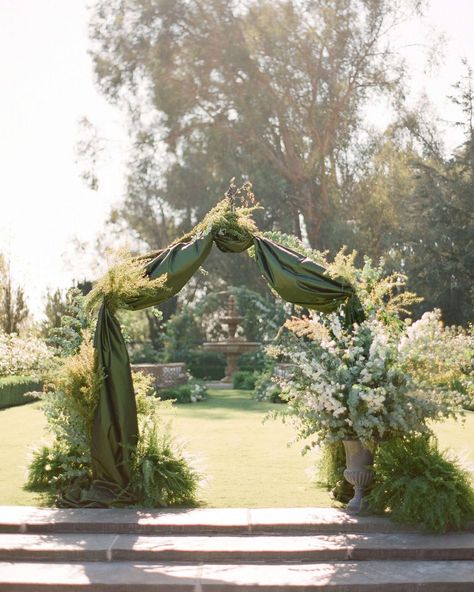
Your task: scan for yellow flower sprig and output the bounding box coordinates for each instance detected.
[86,250,169,314]
[284,316,330,342]
[175,181,261,245]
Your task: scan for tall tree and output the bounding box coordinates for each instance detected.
[41,288,69,337]
[89,0,414,249]
[336,123,421,260]
[403,67,474,324]
[0,255,29,334]
[339,67,474,325]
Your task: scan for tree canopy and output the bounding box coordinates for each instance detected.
[86,0,473,325]
[90,0,412,247]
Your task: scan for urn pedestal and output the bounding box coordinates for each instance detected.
[342,439,374,514]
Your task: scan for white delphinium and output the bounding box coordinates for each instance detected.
[270,308,469,448]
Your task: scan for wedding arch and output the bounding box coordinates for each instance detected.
[81,192,365,506]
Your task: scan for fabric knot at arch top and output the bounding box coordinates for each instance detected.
[213,227,254,253]
[68,217,365,507]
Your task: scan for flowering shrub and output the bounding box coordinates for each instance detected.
[158,378,207,403]
[0,332,53,378]
[264,241,472,448]
[398,311,474,408]
[271,311,469,447]
[189,379,207,402]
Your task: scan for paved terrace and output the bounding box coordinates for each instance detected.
[0,506,473,590]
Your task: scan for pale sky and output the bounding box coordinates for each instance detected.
[0,0,128,317]
[0,0,473,319]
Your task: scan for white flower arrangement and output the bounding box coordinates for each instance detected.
[270,309,472,447]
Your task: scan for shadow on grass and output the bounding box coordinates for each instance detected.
[173,389,285,420]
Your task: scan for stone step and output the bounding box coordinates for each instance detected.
[1,560,474,590]
[1,532,474,563]
[0,506,457,536]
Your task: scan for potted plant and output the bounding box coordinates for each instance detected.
[266,246,471,514]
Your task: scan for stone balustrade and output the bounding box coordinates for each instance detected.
[131,363,188,388]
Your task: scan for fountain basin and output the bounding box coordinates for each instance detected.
[202,294,260,383]
[203,341,259,355]
[203,341,259,382]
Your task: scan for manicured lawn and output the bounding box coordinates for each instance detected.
[158,389,327,507]
[1,390,473,507]
[0,401,51,505]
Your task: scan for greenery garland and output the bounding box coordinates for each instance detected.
[26,333,200,507]
[85,252,170,314]
[84,182,261,314]
[176,181,261,245]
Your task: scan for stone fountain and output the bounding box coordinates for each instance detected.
[203,294,259,383]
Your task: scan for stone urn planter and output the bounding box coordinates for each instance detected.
[342,439,374,514]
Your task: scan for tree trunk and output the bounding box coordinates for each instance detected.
[298,182,325,249]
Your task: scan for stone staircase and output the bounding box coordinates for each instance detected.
[0,506,473,590]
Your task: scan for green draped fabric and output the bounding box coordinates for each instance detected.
[69,226,365,507]
[133,233,214,309]
[69,234,214,506]
[213,229,253,253]
[92,303,138,492]
[253,237,365,325]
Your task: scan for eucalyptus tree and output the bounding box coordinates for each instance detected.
[89,0,417,249]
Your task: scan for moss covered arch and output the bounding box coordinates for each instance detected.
[73,196,364,506]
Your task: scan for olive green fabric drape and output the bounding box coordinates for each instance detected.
[84,234,213,506]
[91,303,138,500]
[253,237,365,325]
[213,230,254,253]
[134,233,214,309]
[76,227,364,507]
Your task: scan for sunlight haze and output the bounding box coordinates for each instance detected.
[0,0,473,318]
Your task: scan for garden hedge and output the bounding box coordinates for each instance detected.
[187,351,226,380]
[0,376,42,409]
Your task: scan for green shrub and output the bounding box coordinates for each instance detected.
[26,335,104,503]
[129,342,161,364]
[0,376,42,409]
[131,428,199,507]
[368,434,474,533]
[316,441,353,503]
[254,366,284,402]
[187,351,226,380]
[47,288,91,357]
[25,442,91,503]
[162,309,204,363]
[41,334,102,449]
[28,336,201,508]
[232,370,258,390]
[132,374,201,506]
[237,350,266,372]
[158,379,207,403]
